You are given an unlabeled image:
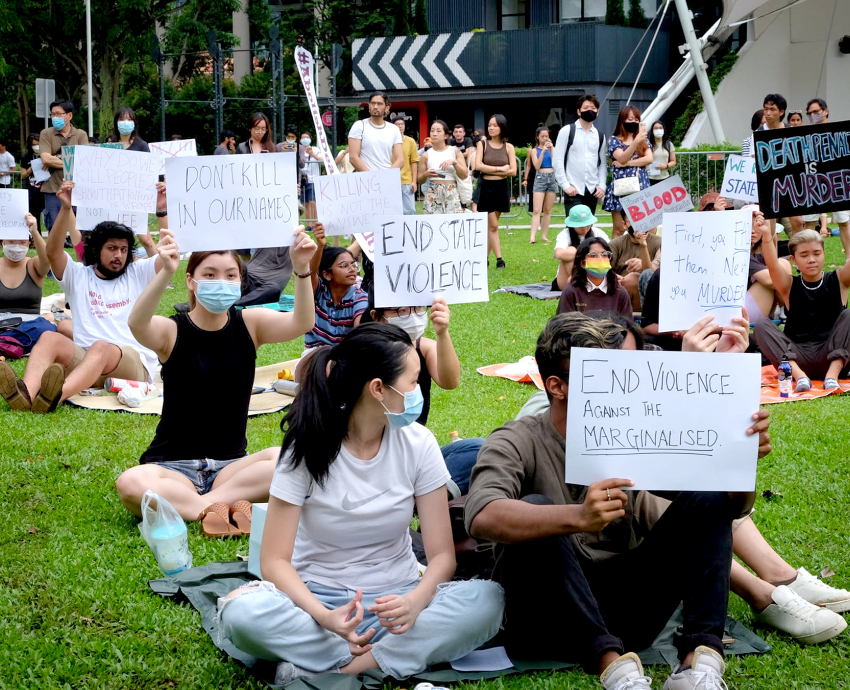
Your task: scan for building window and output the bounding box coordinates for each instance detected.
[560,0,606,22]
[499,0,528,30]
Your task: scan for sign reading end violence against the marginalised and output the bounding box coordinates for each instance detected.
[565,348,761,491]
[658,209,751,333]
[622,174,693,234]
[315,168,403,237]
[0,189,30,240]
[754,119,850,219]
[373,213,488,307]
[165,152,298,252]
[70,146,158,213]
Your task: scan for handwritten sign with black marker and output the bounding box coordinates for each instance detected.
[754,119,850,219]
[565,348,760,491]
[373,213,488,307]
[315,168,403,237]
[165,152,297,252]
[659,210,751,332]
[70,146,158,213]
[0,189,30,240]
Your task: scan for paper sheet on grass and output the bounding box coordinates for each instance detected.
[450,647,513,672]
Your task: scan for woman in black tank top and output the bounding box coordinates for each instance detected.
[116,228,319,537]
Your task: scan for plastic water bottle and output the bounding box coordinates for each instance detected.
[449,431,462,443]
[778,358,792,398]
[150,522,192,576]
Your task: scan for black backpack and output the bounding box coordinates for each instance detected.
[563,122,605,168]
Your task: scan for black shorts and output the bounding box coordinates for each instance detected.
[477,178,510,213]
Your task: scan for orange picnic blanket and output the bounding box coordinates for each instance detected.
[759,365,850,404]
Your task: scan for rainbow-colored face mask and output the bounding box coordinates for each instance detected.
[584,257,611,278]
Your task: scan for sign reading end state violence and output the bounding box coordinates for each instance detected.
[165,152,298,252]
[315,168,403,237]
[373,213,488,307]
[565,348,760,491]
[622,174,692,234]
[0,189,30,240]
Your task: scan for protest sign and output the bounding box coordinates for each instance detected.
[294,46,340,176]
[315,168,403,237]
[373,213,488,307]
[658,210,751,333]
[70,146,158,213]
[150,139,198,175]
[165,152,298,252]
[31,158,51,183]
[75,206,150,234]
[62,142,123,182]
[354,231,375,261]
[0,189,30,240]
[754,120,850,219]
[565,348,760,491]
[721,154,758,203]
[622,175,693,234]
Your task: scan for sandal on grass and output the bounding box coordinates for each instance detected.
[230,501,253,534]
[198,502,242,538]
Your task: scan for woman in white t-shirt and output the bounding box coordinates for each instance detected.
[218,323,503,684]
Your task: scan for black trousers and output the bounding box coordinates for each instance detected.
[564,188,600,215]
[497,492,734,671]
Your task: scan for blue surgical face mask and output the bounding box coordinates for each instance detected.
[117,120,135,135]
[301,137,311,146]
[52,116,66,131]
[192,279,241,314]
[382,384,424,428]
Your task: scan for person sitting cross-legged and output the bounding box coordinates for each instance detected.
[557,235,632,317]
[752,221,850,392]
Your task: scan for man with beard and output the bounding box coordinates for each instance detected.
[0,180,167,413]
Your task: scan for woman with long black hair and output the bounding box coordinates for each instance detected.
[113,107,150,152]
[237,113,276,154]
[475,114,515,268]
[557,235,632,316]
[647,121,676,185]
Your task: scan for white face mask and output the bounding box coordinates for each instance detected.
[3,244,28,262]
[653,129,664,138]
[387,312,428,340]
[32,145,40,154]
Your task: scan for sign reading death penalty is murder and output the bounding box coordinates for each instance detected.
[0,189,30,240]
[373,213,488,307]
[721,154,758,203]
[315,168,403,237]
[165,152,298,252]
[70,146,158,213]
[565,348,761,491]
[622,175,693,234]
[659,210,752,333]
[754,120,850,219]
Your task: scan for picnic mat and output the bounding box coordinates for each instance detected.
[759,365,850,405]
[478,356,544,390]
[149,560,769,689]
[66,361,298,416]
[494,283,561,300]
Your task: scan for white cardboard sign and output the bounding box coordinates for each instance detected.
[149,139,198,175]
[165,152,298,252]
[622,175,693,234]
[565,348,761,491]
[31,158,51,183]
[658,210,751,333]
[721,154,758,203]
[0,189,30,240]
[70,146,158,213]
[75,206,150,235]
[315,168,403,237]
[373,213,488,307]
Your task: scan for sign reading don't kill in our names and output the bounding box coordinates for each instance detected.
[565,348,761,492]
[70,146,158,213]
[315,168,403,237]
[165,152,298,252]
[373,213,488,307]
[658,210,752,333]
[0,189,30,240]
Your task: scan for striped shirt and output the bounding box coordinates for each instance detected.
[305,280,369,349]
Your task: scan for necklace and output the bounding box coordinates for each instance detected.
[368,119,386,130]
[801,274,824,291]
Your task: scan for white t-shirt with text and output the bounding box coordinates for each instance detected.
[347,119,402,171]
[58,256,159,381]
[271,422,450,592]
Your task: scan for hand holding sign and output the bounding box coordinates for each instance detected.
[622,175,693,235]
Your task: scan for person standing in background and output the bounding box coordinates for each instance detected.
[236,113,276,154]
[0,140,17,189]
[214,130,236,155]
[348,92,403,174]
[20,134,45,221]
[393,116,420,216]
[475,114,515,269]
[647,121,676,185]
[554,94,606,217]
[113,107,150,152]
[602,105,652,238]
[419,120,467,215]
[529,125,558,244]
[298,132,324,226]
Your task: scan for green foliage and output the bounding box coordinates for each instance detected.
[393,0,412,36]
[670,52,739,145]
[162,0,241,81]
[413,0,429,34]
[628,0,648,28]
[606,0,627,26]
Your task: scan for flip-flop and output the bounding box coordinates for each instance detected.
[198,502,242,538]
[230,501,253,534]
[31,363,65,414]
[0,361,31,411]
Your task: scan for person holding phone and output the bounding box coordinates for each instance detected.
[418,120,467,215]
[529,126,558,244]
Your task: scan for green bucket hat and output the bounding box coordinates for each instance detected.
[565,204,598,228]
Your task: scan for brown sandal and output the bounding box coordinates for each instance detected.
[230,501,253,535]
[198,502,242,538]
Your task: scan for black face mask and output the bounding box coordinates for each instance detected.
[623,122,640,134]
[579,110,597,123]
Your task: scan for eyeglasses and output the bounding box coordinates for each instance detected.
[50,111,67,117]
[386,306,426,317]
[587,251,612,260]
[251,127,267,133]
[807,108,823,116]
[335,260,359,271]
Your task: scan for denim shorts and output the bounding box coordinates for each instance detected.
[533,170,559,194]
[150,457,243,494]
[301,182,316,203]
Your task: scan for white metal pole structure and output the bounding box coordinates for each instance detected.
[86,0,94,136]
[672,0,725,143]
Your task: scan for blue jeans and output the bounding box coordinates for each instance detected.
[401,184,416,215]
[440,438,484,495]
[218,578,504,677]
[147,457,242,494]
[42,192,61,231]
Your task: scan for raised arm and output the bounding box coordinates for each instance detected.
[756,212,792,302]
[309,222,326,292]
[46,181,75,280]
[25,213,50,279]
[421,298,460,389]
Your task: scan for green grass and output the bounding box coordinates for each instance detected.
[1,228,849,689]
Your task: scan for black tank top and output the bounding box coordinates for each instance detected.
[784,271,845,343]
[415,339,432,426]
[0,264,41,314]
[140,309,257,464]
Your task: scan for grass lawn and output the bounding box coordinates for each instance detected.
[2,218,849,689]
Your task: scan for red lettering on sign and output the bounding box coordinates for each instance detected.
[672,186,687,202]
[628,205,645,221]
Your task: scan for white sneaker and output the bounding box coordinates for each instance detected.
[274,661,339,685]
[754,584,847,644]
[787,567,850,613]
[600,652,653,690]
[663,646,726,690]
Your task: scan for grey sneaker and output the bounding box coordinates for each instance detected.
[663,646,726,689]
[600,652,653,689]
